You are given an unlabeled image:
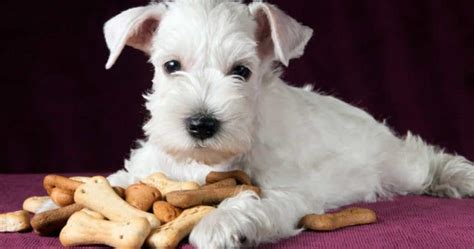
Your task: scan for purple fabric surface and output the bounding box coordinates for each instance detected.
[1,0,474,174]
[1,174,473,248]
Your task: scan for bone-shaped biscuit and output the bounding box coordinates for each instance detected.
[60,211,150,248]
[44,175,125,207]
[142,172,200,196]
[147,205,215,248]
[205,170,252,185]
[299,207,377,231]
[166,185,261,209]
[74,176,160,229]
[201,178,237,190]
[43,175,83,195]
[23,196,51,214]
[0,210,31,232]
[31,203,84,235]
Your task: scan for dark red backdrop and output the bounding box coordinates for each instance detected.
[1,0,473,173]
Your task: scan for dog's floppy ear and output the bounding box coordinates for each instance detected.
[249,3,313,66]
[104,5,167,69]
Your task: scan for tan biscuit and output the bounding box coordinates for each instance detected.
[0,210,31,233]
[43,175,83,195]
[31,203,83,235]
[60,211,150,248]
[152,201,182,224]
[125,183,162,211]
[47,177,123,206]
[50,188,75,207]
[74,176,160,229]
[166,185,261,209]
[142,172,200,196]
[23,196,51,214]
[201,178,237,190]
[299,207,377,231]
[147,206,215,248]
[205,170,252,185]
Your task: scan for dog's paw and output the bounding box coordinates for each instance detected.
[190,208,254,249]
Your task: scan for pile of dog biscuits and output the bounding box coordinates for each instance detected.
[0,170,377,248]
[0,171,261,248]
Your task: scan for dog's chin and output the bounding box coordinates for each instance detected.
[164,147,241,165]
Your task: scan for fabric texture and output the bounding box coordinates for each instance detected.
[1,0,473,174]
[0,174,473,248]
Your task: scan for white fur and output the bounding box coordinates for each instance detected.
[40,0,474,247]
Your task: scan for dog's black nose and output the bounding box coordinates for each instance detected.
[185,114,220,140]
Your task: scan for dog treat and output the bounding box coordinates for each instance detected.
[23,196,51,214]
[206,170,252,185]
[43,175,83,195]
[299,207,377,231]
[201,178,237,190]
[80,208,105,220]
[142,172,200,196]
[125,183,162,211]
[60,211,151,248]
[0,210,31,232]
[50,188,75,207]
[31,203,83,235]
[166,185,262,209]
[74,176,160,229]
[147,206,215,248]
[51,186,124,207]
[153,201,182,224]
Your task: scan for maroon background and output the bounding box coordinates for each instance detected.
[1,0,473,173]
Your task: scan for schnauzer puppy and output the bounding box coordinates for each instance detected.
[50,0,474,248]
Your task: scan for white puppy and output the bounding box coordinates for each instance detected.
[73,0,474,248]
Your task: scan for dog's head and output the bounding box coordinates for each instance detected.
[104,0,313,165]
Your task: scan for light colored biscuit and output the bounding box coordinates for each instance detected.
[60,211,150,248]
[0,210,31,232]
[147,206,215,248]
[23,196,51,214]
[74,176,160,229]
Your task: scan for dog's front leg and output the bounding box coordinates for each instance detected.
[190,189,317,248]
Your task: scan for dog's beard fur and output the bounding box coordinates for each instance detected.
[143,69,257,165]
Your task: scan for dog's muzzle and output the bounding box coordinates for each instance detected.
[185,113,220,140]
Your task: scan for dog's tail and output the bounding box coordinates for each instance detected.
[402,133,474,198]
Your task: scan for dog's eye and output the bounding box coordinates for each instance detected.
[231,65,252,81]
[163,60,182,74]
